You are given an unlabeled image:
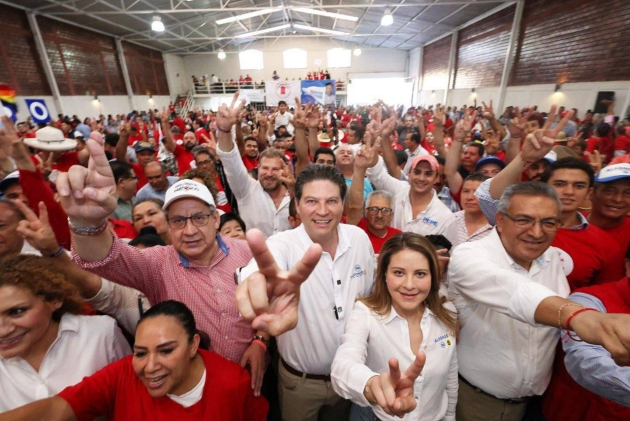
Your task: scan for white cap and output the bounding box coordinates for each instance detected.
[74,131,85,138]
[596,163,630,183]
[163,179,216,210]
[542,150,557,163]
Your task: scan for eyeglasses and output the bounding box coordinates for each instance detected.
[167,213,213,230]
[366,207,393,216]
[125,176,139,181]
[500,212,562,232]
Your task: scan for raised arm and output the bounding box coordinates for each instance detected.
[482,100,506,140]
[432,106,447,158]
[306,105,321,156]
[445,112,477,195]
[115,119,130,163]
[235,110,246,156]
[347,138,380,225]
[0,397,75,421]
[505,107,533,164]
[257,113,269,152]
[292,98,310,176]
[373,115,401,179]
[159,108,176,153]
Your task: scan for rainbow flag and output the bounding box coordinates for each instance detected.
[0,84,17,121]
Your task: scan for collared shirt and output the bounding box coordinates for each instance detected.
[438,186,461,213]
[241,224,375,374]
[217,144,291,238]
[73,234,255,363]
[402,145,430,175]
[332,302,457,421]
[448,210,493,249]
[0,313,130,412]
[135,176,179,202]
[110,196,136,222]
[366,157,456,242]
[448,229,570,399]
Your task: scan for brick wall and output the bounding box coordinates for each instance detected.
[510,0,630,85]
[123,42,170,96]
[421,35,452,91]
[0,7,50,95]
[454,5,515,89]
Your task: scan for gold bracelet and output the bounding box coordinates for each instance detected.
[557,303,584,329]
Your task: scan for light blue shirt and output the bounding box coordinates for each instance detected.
[345,177,373,204]
[136,176,179,202]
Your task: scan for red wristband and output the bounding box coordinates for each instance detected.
[565,308,598,342]
[252,339,267,352]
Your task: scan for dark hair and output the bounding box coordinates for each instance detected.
[138,300,197,343]
[104,133,119,148]
[129,226,167,248]
[348,123,364,142]
[597,123,611,137]
[244,136,258,145]
[132,198,165,216]
[289,197,298,218]
[180,168,219,203]
[295,164,347,202]
[464,172,490,184]
[313,147,336,165]
[278,100,287,106]
[194,119,203,127]
[424,234,453,252]
[219,212,246,232]
[466,142,485,157]
[540,157,595,187]
[410,132,421,145]
[394,149,408,166]
[110,160,134,184]
[435,155,446,166]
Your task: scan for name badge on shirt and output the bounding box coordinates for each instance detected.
[350,264,367,280]
[434,331,455,349]
[421,216,438,227]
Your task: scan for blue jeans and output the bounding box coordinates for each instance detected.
[349,403,380,421]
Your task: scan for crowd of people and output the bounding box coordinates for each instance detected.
[0,90,630,421]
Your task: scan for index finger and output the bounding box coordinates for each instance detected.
[230,92,239,109]
[482,101,489,110]
[86,138,113,176]
[388,358,402,385]
[294,97,301,108]
[246,229,281,278]
[549,109,575,137]
[543,105,557,131]
[37,201,50,226]
[403,351,426,382]
[14,199,39,223]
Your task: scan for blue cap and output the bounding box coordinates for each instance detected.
[475,155,506,172]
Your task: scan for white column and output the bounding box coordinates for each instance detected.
[26,12,63,115]
[116,38,136,111]
[444,30,458,105]
[497,0,525,113]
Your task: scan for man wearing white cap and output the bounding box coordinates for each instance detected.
[55,138,306,396]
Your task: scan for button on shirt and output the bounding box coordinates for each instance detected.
[0,314,130,412]
[217,143,291,238]
[241,224,375,374]
[448,229,570,399]
[332,302,457,421]
[73,234,255,363]
[366,157,456,242]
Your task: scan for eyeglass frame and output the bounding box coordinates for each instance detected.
[499,212,563,232]
[166,212,214,230]
[365,206,394,216]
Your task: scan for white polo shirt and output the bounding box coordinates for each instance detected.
[332,302,457,421]
[448,228,570,399]
[0,313,130,412]
[366,157,456,242]
[217,143,292,238]
[242,223,375,374]
[274,111,294,135]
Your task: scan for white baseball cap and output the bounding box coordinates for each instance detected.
[595,163,630,183]
[163,179,216,210]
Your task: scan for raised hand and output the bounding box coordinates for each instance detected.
[482,100,495,119]
[215,92,246,131]
[364,352,426,418]
[434,106,446,128]
[159,107,170,123]
[56,138,117,227]
[508,106,532,138]
[235,229,322,336]
[355,136,381,170]
[278,160,295,190]
[306,104,320,129]
[0,116,22,148]
[14,201,59,255]
[455,110,478,141]
[521,106,575,163]
[291,98,307,129]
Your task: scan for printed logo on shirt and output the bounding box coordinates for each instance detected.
[421,216,438,227]
[554,247,574,276]
[350,264,367,279]
[434,332,455,349]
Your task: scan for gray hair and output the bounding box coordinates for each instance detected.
[497,182,562,215]
[366,190,394,208]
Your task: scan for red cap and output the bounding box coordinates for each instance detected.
[410,154,439,171]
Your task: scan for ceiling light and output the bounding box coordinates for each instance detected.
[216,7,282,25]
[218,49,226,60]
[235,24,291,38]
[353,46,362,56]
[151,16,165,32]
[292,7,358,22]
[293,24,348,36]
[381,8,393,26]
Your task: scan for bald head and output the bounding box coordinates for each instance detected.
[144,162,169,191]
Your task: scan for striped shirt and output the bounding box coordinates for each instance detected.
[73,234,254,363]
[449,210,493,249]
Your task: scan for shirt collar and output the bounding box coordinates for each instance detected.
[295,222,350,259]
[178,234,229,268]
[382,305,435,324]
[491,228,550,272]
[564,212,589,230]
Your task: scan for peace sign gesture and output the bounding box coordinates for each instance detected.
[521,106,575,163]
[216,91,246,132]
[14,201,59,256]
[364,352,427,418]
[455,110,477,141]
[235,229,322,336]
[57,138,117,227]
[482,100,494,119]
[355,136,381,170]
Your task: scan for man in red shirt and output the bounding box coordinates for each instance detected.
[242,136,260,170]
[172,114,186,133]
[162,113,198,175]
[193,119,209,144]
[613,124,630,158]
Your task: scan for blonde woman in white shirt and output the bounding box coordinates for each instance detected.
[332,232,458,421]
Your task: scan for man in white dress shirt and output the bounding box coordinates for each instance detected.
[236,164,375,421]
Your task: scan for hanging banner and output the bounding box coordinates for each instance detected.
[265,80,301,106]
[25,99,51,124]
[0,84,17,122]
[301,80,336,106]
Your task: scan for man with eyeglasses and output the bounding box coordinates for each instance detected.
[57,140,272,397]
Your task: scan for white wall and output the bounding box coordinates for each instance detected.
[163,54,188,97]
[417,81,630,117]
[181,38,408,88]
[14,95,171,121]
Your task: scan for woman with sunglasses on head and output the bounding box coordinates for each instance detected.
[332,232,458,420]
[0,300,268,421]
[0,254,130,412]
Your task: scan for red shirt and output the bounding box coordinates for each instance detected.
[58,349,268,421]
[242,156,258,171]
[590,216,630,261]
[357,218,402,254]
[127,133,143,146]
[195,127,210,143]
[130,162,148,190]
[52,151,81,173]
[108,218,138,239]
[173,145,195,175]
[173,117,186,133]
[614,135,630,153]
[214,176,232,214]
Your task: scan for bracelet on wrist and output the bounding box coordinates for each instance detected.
[68,218,108,236]
[45,246,65,258]
[217,126,231,133]
[565,308,599,342]
[253,335,269,348]
[557,302,584,329]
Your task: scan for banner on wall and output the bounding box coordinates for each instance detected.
[240,89,265,103]
[301,80,336,106]
[265,80,301,106]
[0,84,17,122]
[25,99,51,124]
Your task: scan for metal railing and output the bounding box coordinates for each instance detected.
[191,80,346,96]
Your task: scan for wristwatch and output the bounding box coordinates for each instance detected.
[253,335,269,348]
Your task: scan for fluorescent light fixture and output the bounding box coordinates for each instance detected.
[218,49,226,60]
[353,46,362,56]
[293,24,348,36]
[381,8,393,26]
[151,16,165,32]
[216,7,282,25]
[235,24,290,38]
[292,7,358,22]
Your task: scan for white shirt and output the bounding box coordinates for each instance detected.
[366,157,456,242]
[332,302,457,421]
[448,229,570,399]
[447,210,493,249]
[274,111,294,135]
[402,145,430,175]
[216,143,292,238]
[168,368,206,407]
[241,224,375,374]
[0,314,130,412]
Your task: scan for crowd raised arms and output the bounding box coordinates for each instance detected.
[1,89,630,421]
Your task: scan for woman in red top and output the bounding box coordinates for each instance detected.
[0,300,268,421]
